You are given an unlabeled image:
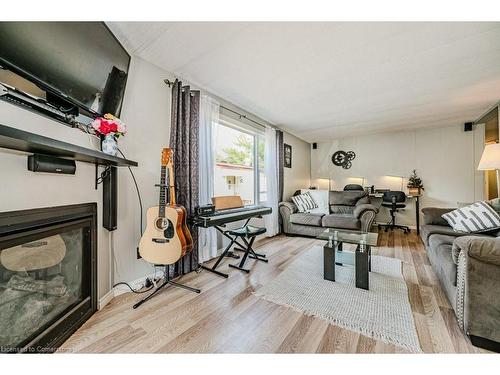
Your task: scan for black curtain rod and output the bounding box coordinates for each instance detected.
[164,78,270,129]
[219,105,268,129]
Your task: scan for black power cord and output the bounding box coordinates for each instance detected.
[117,147,144,237]
[112,282,153,294]
[109,148,146,294]
[96,165,111,185]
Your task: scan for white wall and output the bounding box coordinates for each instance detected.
[0,56,174,298]
[311,125,485,227]
[283,132,311,200]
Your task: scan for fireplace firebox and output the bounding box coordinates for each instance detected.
[0,203,97,353]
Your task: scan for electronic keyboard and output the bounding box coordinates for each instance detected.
[192,205,272,228]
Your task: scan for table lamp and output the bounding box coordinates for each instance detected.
[478,143,500,195]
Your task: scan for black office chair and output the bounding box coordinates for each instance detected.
[343,184,364,191]
[379,191,410,233]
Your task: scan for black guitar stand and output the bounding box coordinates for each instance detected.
[133,264,201,309]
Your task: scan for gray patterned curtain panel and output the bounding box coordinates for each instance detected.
[169,79,200,276]
[276,129,284,233]
[277,129,284,202]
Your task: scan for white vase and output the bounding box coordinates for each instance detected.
[101,134,118,156]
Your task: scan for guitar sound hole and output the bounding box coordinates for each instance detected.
[155,218,168,230]
[155,217,175,239]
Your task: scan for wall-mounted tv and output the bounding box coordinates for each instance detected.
[0,22,130,119]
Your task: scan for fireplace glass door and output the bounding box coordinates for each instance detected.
[0,220,91,351]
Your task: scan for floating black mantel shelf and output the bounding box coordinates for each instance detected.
[0,123,138,167]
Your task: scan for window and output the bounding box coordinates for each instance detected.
[214,119,266,205]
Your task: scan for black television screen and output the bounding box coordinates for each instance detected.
[0,22,130,117]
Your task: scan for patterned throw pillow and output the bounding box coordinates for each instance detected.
[292,192,319,213]
[442,201,500,233]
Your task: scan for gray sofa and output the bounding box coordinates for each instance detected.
[279,191,379,236]
[421,206,500,351]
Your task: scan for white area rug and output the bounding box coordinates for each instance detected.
[255,245,421,352]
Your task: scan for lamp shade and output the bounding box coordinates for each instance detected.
[478,143,500,170]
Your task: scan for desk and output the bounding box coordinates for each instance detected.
[369,193,421,234]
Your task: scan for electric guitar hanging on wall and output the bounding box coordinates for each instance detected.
[139,148,193,265]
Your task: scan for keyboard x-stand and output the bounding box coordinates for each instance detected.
[191,205,272,278]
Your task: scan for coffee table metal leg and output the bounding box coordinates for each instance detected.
[355,245,369,290]
[335,241,343,266]
[368,245,371,272]
[324,245,335,282]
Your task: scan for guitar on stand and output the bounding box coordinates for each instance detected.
[134,148,200,309]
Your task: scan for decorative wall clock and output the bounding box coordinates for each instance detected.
[332,150,356,169]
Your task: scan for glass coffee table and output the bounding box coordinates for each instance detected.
[317,229,379,290]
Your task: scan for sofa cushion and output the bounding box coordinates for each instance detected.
[329,191,368,206]
[329,205,355,215]
[422,207,455,226]
[356,196,370,205]
[301,189,329,215]
[420,224,465,246]
[292,192,318,213]
[427,234,457,286]
[289,213,324,226]
[488,197,500,214]
[322,214,360,230]
[441,201,500,233]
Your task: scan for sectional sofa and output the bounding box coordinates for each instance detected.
[421,205,500,352]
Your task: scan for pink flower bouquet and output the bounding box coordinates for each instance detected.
[91,114,127,138]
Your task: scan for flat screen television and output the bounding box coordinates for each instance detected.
[0,22,130,118]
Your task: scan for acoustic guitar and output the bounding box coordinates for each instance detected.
[139,148,193,265]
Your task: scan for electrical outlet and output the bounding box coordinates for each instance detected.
[144,278,153,288]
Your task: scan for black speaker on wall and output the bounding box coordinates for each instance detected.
[464,122,474,132]
[103,166,117,231]
[27,154,76,174]
[312,142,318,149]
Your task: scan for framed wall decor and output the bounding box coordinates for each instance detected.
[284,143,292,168]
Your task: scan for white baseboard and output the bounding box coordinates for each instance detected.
[98,289,115,310]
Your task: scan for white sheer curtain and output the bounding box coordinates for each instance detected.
[263,126,279,237]
[198,94,219,262]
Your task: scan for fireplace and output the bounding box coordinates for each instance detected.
[0,203,97,353]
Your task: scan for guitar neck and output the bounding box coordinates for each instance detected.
[159,166,167,217]
[167,160,176,205]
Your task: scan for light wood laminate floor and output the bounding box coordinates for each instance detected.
[60,230,490,353]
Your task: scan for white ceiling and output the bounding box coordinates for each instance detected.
[108,22,500,142]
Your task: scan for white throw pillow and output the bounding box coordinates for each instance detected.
[442,201,500,233]
[292,192,319,213]
[301,189,329,215]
